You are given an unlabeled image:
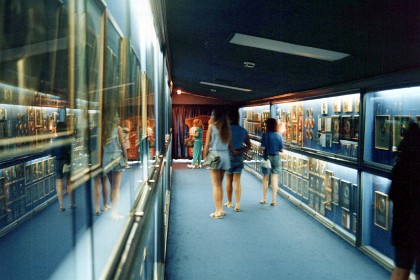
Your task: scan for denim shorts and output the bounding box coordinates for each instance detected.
[261,154,281,175]
[394,246,420,274]
[226,155,244,174]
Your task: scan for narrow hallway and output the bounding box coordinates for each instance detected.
[165,161,390,280]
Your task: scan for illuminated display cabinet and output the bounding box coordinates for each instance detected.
[240,85,420,268]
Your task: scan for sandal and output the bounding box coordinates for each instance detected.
[223,202,233,208]
[59,206,65,212]
[234,207,241,212]
[271,201,277,206]
[260,200,266,204]
[95,211,101,216]
[220,211,226,216]
[210,212,222,219]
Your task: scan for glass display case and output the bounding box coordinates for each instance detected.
[274,93,360,160]
[280,150,359,239]
[361,173,393,262]
[241,105,270,140]
[364,86,420,166]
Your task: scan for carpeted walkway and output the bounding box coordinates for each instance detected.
[165,162,391,280]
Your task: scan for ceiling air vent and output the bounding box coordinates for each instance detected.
[244,61,255,68]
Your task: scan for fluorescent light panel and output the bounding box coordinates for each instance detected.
[229,33,349,62]
[200,81,252,92]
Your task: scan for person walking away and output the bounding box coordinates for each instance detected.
[203,108,231,219]
[389,122,420,280]
[224,109,251,212]
[260,118,284,206]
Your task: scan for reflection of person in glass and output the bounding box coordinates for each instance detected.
[389,122,420,280]
[97,114,127,219]
[51,122,74,211]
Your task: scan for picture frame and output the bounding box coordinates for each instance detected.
[393,115,411,151]
[282,170,288,188]
[333,98,341,113]
[321,102,328,115]
[342,208,351,229]
[374,191,389,230]
[374,115,391,150]
[351,115,359,141]
[35,108,42,127]
[0,108,7,121]
[331,176,340,205]
[331,115,341,143]
[341,115,352,140]
[343,98,353,113]
[302,179,309,199]
[340,180,352,210]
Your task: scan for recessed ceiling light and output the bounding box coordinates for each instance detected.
[230,33,349,62]
[200,81,252,92]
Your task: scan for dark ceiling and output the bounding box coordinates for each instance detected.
[165,1,420,104]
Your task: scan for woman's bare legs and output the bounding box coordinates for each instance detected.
[233,173,242,210]
[225,173,233,208]
[271,173,278,205]
[261,174,269,203]
[210,169,225,217]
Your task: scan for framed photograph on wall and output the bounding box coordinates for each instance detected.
[331,115,341,143]
[333,98,341,113]
[393,115,411,151]
[342,208,351,229]
[343,98,353,113]
[341,115,352,140]
[351,115,359,141]
[374,191,389,230]
[340,180,352,210]
[331,176,340,205]
[321,103,328,115]
[375,115,391,150]
[35,108,42,127]
[302,179,309,199]
[0,108,7,121]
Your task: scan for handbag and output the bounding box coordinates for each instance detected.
[204,151,220,169]
[184,138,194,147]
[261,133,271,169]
[261,158,271,169]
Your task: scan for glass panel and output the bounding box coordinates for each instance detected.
[280,151,359,238]
[363,86,420,166]
[273,93,360,160]
[240,105,270,140]
[146,41,155,174]
[361,172,393,261]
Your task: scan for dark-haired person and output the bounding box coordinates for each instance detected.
[203,108,231,219]
[260,118,283,206]
[51,122,74,211]
[224,109,251,212]
[389,122,420,280]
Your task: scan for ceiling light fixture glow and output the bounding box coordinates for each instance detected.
[229,33,349,62]
[200,81,252,92]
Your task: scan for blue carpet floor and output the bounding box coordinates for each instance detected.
[165,162,391,280]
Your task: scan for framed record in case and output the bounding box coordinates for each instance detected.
[374,191,389,230]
